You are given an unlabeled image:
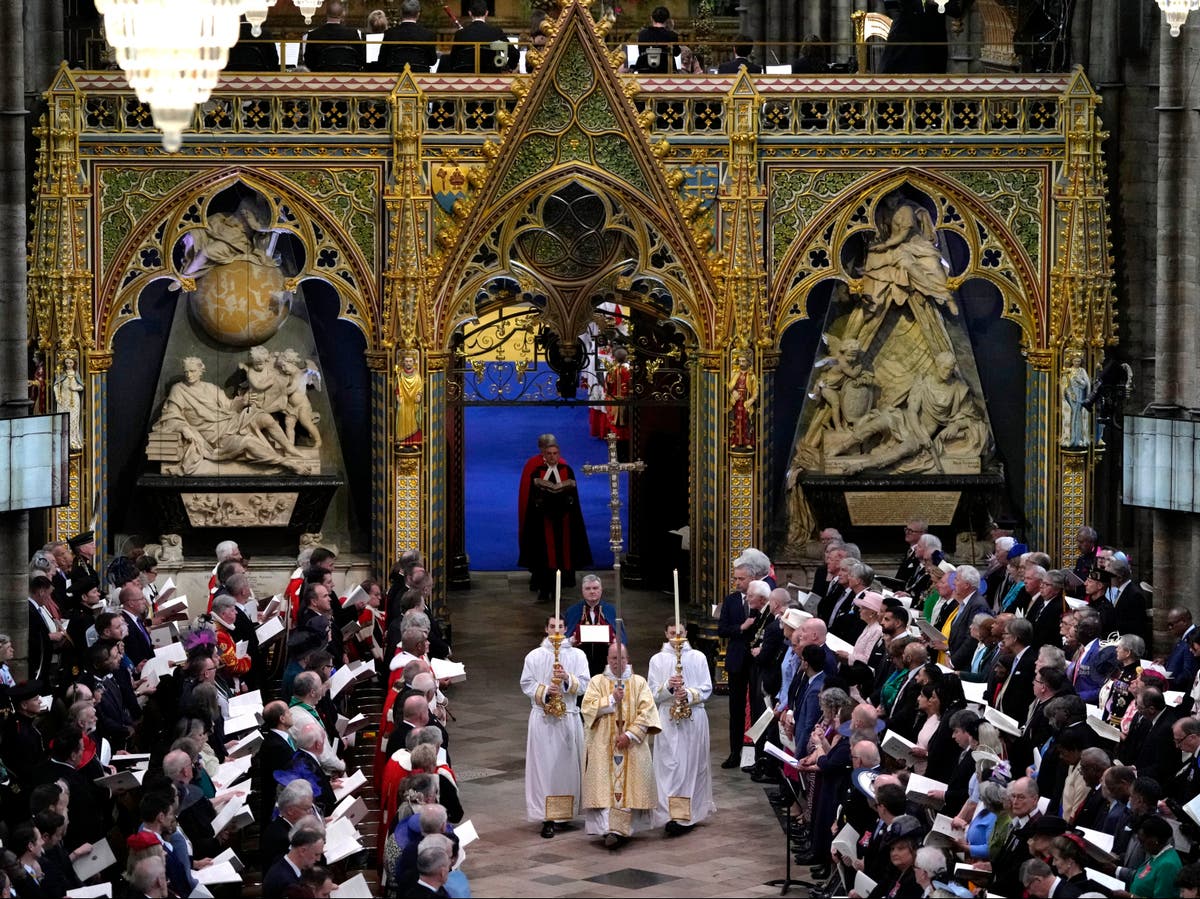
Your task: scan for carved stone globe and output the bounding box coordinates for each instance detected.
[188,260,292,347]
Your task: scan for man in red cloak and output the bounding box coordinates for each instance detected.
[518,434,593,602]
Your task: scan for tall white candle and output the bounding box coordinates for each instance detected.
[673,568,680,630]
[555,569,562,621]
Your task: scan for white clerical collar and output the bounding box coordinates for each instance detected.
[605,665,631,679]
[661,641,691,652]
[546,465,560,484]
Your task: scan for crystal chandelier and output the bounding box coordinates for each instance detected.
[295,0,325,24]
[95,0,246,152]
[243,0,279,36]
[1158,0,1200,35]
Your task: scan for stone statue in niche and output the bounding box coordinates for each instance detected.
[156,534,184,563]
[53,353,85,451]
[181,196,279,280]
[273,349,323,449]
[810,334,875,434]
[178,194,293,348]
[728,347,758,449]
[393,349,423,451]
[1060,351,1092,449]
[147,353,320,476]
[784,195,998,545]
[829,352,990,475]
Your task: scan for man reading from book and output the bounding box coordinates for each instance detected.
[518,433,593,603]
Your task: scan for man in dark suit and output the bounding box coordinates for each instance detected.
[1008,665,1073,776]
[1071,747,1113,828]
[118,583,156,669]
[1108,557,1150,647]
[717,35,763,73]
[786,643,828,753]
[829,560,869,644]
[997,617,1037,721]
[990,777,1047,898]
[1126,688,1179,786]
[27,575,61,684]
[261,779,318,869]
[48,540,73,611]
[947,566,991,670]
[893,520,926,584]
[1168,717,1200,801]
[885,642,929,739]
[1099,765,1135,838]
[381,0,438,72]
[31,725,107,849]
[439,0,518,73]
[816,551,852,622]
[808,530,843,598]
[293,723,339,815]
[717,565,766,767]
[263,825,325,899]
[1164,607,1198,691]
[259,701,297,825]
[405,836,453,898]
[300,0,365,72]
[1026,569,1067,650]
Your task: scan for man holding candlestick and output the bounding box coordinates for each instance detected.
[648,620,715,836]
[520,616,590,839]
[581,642,661,848]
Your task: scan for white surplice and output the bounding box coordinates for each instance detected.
[647,641,716,827]
[520,638,590,822]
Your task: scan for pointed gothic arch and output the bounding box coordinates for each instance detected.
[95,167,382,349]
[769,167,1047,353]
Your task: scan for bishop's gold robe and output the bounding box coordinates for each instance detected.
[581,669,661,813]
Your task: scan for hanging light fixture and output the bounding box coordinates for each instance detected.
[95,0,246,152]
[294,0,325,24]
[243,0,279,36]
[1158,0,1200,36]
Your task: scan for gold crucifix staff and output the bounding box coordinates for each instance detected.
[581,431,645,639]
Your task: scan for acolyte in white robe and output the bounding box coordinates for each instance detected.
[520,638,590,822]
[647,641,716,828]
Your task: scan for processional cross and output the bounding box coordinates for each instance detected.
[581,431,645,640]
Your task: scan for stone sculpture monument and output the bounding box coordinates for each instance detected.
[784,196,998,547]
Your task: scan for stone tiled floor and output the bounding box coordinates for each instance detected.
[444,572,792,898]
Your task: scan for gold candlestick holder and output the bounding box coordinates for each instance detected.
[544,632,567,718]
[669,634,692,722]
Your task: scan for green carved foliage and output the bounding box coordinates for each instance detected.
[531,89,572,133]
[98,168,195,271]
[594,135,647,193]
[556,34,595,100]
[947,169,1043,269]
[769,169,871,268]
[577,88,618,133]
[499,133,557,195]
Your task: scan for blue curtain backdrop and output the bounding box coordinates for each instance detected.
[464,403,628,570]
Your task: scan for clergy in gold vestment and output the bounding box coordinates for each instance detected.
[581,642,661,847]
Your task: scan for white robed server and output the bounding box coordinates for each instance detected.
[520,618,590,834]
[647,622,715,832]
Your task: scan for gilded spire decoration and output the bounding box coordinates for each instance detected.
[428,0,721,349]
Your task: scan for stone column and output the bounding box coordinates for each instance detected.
[0,0,30,676]
[1150,21,1200,640]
